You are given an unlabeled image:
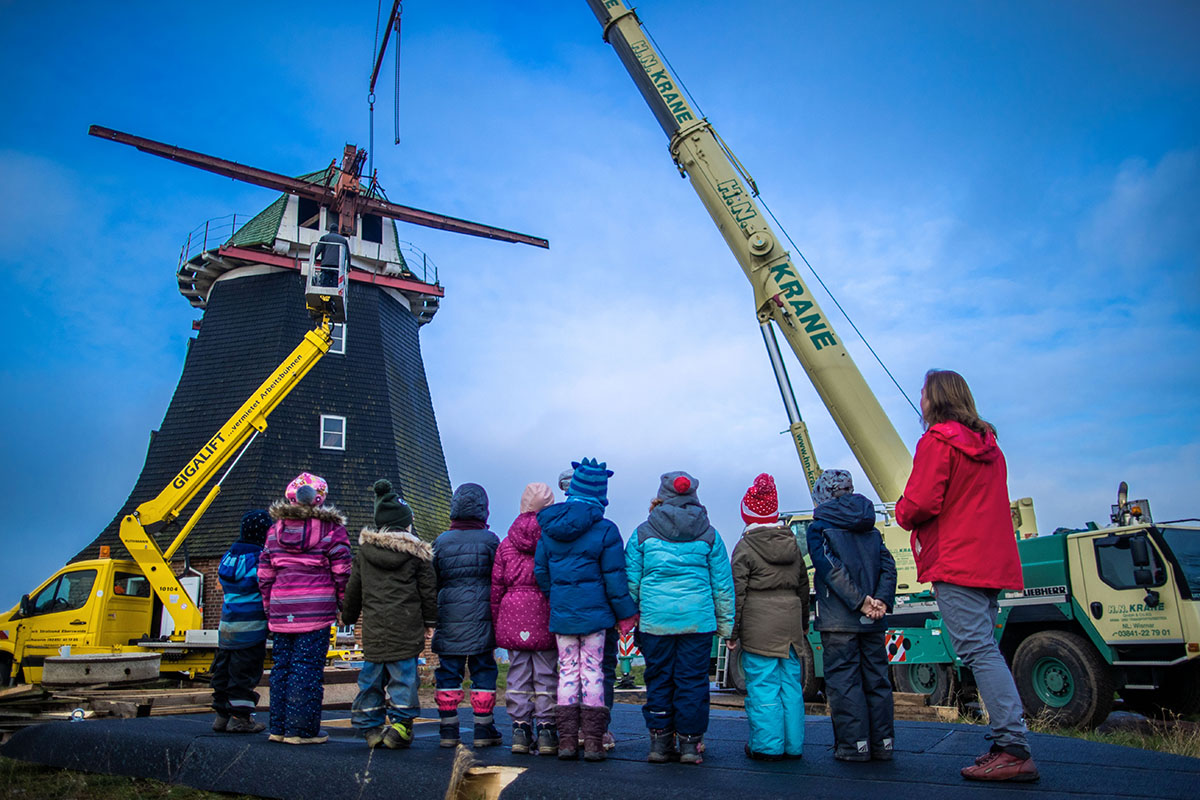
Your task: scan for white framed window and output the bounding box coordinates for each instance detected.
[329,323,346,355]
[320,414,346,450]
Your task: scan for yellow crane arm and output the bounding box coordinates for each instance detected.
[587,0,913,500]
[119,324,332,633]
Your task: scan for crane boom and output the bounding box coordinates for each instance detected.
[587,0,913,501]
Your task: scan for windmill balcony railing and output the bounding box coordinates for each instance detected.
[177,215,440,289]
[177,214,250,271]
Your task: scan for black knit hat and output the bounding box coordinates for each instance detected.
[374,479,414,530]
[239,509,271,546]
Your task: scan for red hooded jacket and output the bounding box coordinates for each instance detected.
[895,421,1023,590]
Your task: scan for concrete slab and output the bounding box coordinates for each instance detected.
[2,704,1195,799]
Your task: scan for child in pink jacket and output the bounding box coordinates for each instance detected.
[258,472,352,744]
[491,483,557,755]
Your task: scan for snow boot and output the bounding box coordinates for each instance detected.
[581,706,610,762]
[555,704,581,760]
[679,733,704,765]
[535,722,559,756]
[511,722,534,754]
[648,728,678,763]
[383,720,413,749]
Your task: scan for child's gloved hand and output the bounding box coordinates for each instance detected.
[616,615,639,636]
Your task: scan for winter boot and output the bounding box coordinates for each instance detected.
[212,714,230,732]
[871,737,894,761]
[364,726,387,749]
[678,733,705,765]
[383,720,414,749]
[535,722,559,756]
[581,706,610,762]
[555,704,581,760]
[511,722,534,754]
[648,728,678,763]
[227,715,266,734]
[473,717,503,748]
[833,742,871,762]
[439,711,461,748]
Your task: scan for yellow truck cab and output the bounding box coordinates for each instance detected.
[0,559,156,685]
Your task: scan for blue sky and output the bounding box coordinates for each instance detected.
[1,1,1197,609]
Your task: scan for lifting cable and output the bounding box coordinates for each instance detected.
[368,0,383,177]
[393,5,403,145]
[761,198,921,417]
[641,16,920,418]
[367,1,404,176]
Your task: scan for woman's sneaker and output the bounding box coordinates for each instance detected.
[961,749,1040,782]
[511,722,534,754]
[283,731,329,745]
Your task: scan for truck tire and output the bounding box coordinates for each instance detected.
[725,644,746,693]
[797,638,822,702]
[892,662,956,706]
[1013,630,1114,729]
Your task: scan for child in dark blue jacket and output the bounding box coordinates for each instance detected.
[806,470,897,762]
[210,510,272,733]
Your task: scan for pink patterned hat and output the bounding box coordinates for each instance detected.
[286,472,328,506]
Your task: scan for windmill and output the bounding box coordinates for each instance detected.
[77,126,547,627]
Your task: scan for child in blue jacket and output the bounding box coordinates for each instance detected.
[806,469,897,762]
[536,458,638,762]
[210,509,272,733]
[625,471,734,765]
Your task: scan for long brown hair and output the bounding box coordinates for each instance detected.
[921,369,996,436]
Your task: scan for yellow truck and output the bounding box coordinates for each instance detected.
[0,252,347,686]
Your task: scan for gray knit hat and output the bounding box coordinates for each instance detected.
[811,469,854,507]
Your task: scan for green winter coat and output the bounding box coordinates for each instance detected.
[342,527,437,662]
[731,523,810,659]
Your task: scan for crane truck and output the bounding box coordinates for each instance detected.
[0,246,349,686]
[586,0,1200,728]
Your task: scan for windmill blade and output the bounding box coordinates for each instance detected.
[89,125,550,249]
[359,194,549,249]
[89,125,331,201]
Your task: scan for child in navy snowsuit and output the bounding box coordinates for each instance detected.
[210,509,271,734]
[432,483,502,748]
[807,469,897,762]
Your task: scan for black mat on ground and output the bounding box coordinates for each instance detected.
[3,705,1195,799]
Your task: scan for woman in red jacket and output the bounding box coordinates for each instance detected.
[896,370,1038,783]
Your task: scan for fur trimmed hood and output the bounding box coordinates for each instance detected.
[269,500,347,525]
[359,526,433,561]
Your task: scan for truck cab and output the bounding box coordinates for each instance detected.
[0,559,155,685]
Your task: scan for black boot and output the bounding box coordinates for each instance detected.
[555,705,581,760]
[439,710,460,748]
[679,733,704,765]
[511,722,534,754]
[648,728,678,763]
[473,713,503,748]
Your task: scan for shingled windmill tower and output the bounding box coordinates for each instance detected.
[76,128,548,627]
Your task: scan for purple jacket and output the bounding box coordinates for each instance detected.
[258,501,353,634]
[490,512,554,651]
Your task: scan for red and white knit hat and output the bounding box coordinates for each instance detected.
[741,473,779,526]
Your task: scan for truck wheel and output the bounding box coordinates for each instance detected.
[1013,630,1114,729]
[798,638,822,702]
[725,644,746,693]
[892,662,956,706]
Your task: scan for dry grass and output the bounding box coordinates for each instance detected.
[0,756,260,799]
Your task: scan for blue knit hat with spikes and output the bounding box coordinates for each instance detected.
[567,458,613,507]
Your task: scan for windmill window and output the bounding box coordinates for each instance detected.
[320,415,346,450]
[361,214,383,243]
[330,323,346,355]
[298,197,321,230]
